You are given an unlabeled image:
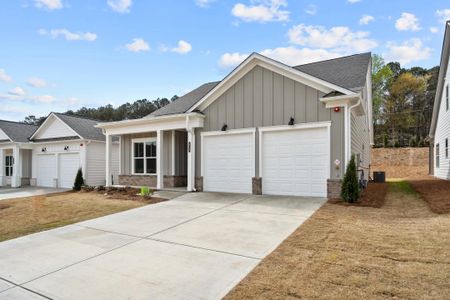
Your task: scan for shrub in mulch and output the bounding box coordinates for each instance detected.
[329,182,388,208]
[80,186,167,204]
[408,177,450,214]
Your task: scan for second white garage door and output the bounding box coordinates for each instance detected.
[261,126,329,197]
[58,153,80,189]
[202,131,255,194]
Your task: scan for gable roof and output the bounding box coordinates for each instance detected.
[429,21,450,138]
[0,120,38,143]
[293,52,371,92]
[30,113,107,142]
[149,52,370,117]
[149,81,220,117]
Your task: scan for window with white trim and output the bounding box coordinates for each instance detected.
[5,155,13,176]
[446,138,449,159]
[436,143,440,168]
[132,138,157,174]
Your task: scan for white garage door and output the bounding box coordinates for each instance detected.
[59,153,80,188]
[203,131,255,194]
[36,154,56,187]
[261,126,329,197]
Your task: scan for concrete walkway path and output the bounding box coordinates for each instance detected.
[0,192,326,300]
[0,186,69,201]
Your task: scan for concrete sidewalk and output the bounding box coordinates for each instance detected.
[0,192,326,299]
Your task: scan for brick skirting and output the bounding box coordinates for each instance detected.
[327,179,342,199]
[118,175,186,188]
[252,177,262,195]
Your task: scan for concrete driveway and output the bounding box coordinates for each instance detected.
[0,186,69,201]
[0,192,326,300]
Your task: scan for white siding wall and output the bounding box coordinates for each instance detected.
[434,55,450,179]
[351,113,371,180]
[34,116,77,139]
[86,142,119,186]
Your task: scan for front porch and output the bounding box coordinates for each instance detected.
[0,143,32,188]
[100,113,204,191]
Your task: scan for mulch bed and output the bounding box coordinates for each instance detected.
[408,177,450,214]
[328,182,388,208]
[81,187,168,204]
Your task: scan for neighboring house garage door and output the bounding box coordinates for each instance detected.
[202,130,255,194]
[36,154,56,187]
[260,125,329,197]
[58,153,80,189]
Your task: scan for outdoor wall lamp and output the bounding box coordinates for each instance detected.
[288,117,295,126]
[64,145,69,151]
[41,147,46,152]
[221,124,228,131]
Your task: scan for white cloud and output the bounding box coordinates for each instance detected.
[33,95,55,103]
[39,29,97,41]
[347,0,361,3]
[0,69,12,82]
[107,0,132,13]
[218,47,342,69]
[195,0,215,8]
[171,40,192,54]
[27,77,48,88]
[436,9,450,24]
[231,0,290,23]
[395,12,421,31]
[384,38,431,65]
[305,4,317,16]
[430,27,439,34]
[8,87,26,96]
[125,38,150,52]
[33,0,63,10]
[287,24,377,53]
[218,52,249,68]
[359,15,374,25]
[0,93,55,104]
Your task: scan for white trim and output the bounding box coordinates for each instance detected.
[156,130,163,189]
[200,128,256,178]
[118,136,122,175]
[344,104,349,169]
[30,113,82,141]
[258,122,331,179]
[171,130,176,176]
[131,137,157,176]
[0,128,12,142]
[188,53,356,113]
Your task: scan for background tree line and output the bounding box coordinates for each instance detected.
[372,54,438,147]
[23,95,179,126]
[23,54,439,148]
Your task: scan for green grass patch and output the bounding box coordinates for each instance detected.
[388,180,417,195]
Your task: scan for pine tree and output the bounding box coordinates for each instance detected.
[340,155,360,203]
[73,168,84,191]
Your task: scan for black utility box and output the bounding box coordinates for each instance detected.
[373,171,386,183]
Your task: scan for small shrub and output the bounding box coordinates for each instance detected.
[340,155,360,203]
[73,168,84,191]
[96,185,105,191]
[138,186,153,197]
[81,185,94,192]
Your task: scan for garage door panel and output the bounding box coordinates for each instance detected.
[37,155,56,187]
[203,132,254,194]
[262,127,328,197]
[59,153,80,189]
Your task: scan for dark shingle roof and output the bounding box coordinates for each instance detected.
[293,52,371,92]
[53,113,107,142]
[0,120,38,143]
[149,81,220,117]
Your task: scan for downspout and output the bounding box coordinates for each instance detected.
[346,96,361,168]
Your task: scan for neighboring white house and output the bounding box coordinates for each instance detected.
[97,52,373,198]
[0,120,37,187]
[430,21,450,179]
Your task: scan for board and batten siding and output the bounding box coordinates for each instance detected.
[434,54,450,179]
[195,65,345,180]
[33,117,77,140]
[351,113,371,180]
[86,142,119,186]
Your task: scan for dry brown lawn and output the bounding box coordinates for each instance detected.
[0,192,157,242]
[409,176,450,214]
[225,181,450,299]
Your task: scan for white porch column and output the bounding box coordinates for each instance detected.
[105,134,112,186]
[11,145,21,188]
[156,130,164,189]
[171,130,176,176]
[187,130,195,191]
[0,149,4,187]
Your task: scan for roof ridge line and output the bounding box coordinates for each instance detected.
[294,52,371,67]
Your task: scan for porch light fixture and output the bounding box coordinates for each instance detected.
[334,107,341,113]
[221,124,228,131]
[288,117,295,126]
[64,145,69,151]
[41,147,46,152]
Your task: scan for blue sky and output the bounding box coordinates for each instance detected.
[0,0,449,121]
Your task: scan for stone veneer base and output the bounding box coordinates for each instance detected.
[252,177,262,195]
[118,175,186,188]
[195,176,203,192]
[327,179,342,199]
